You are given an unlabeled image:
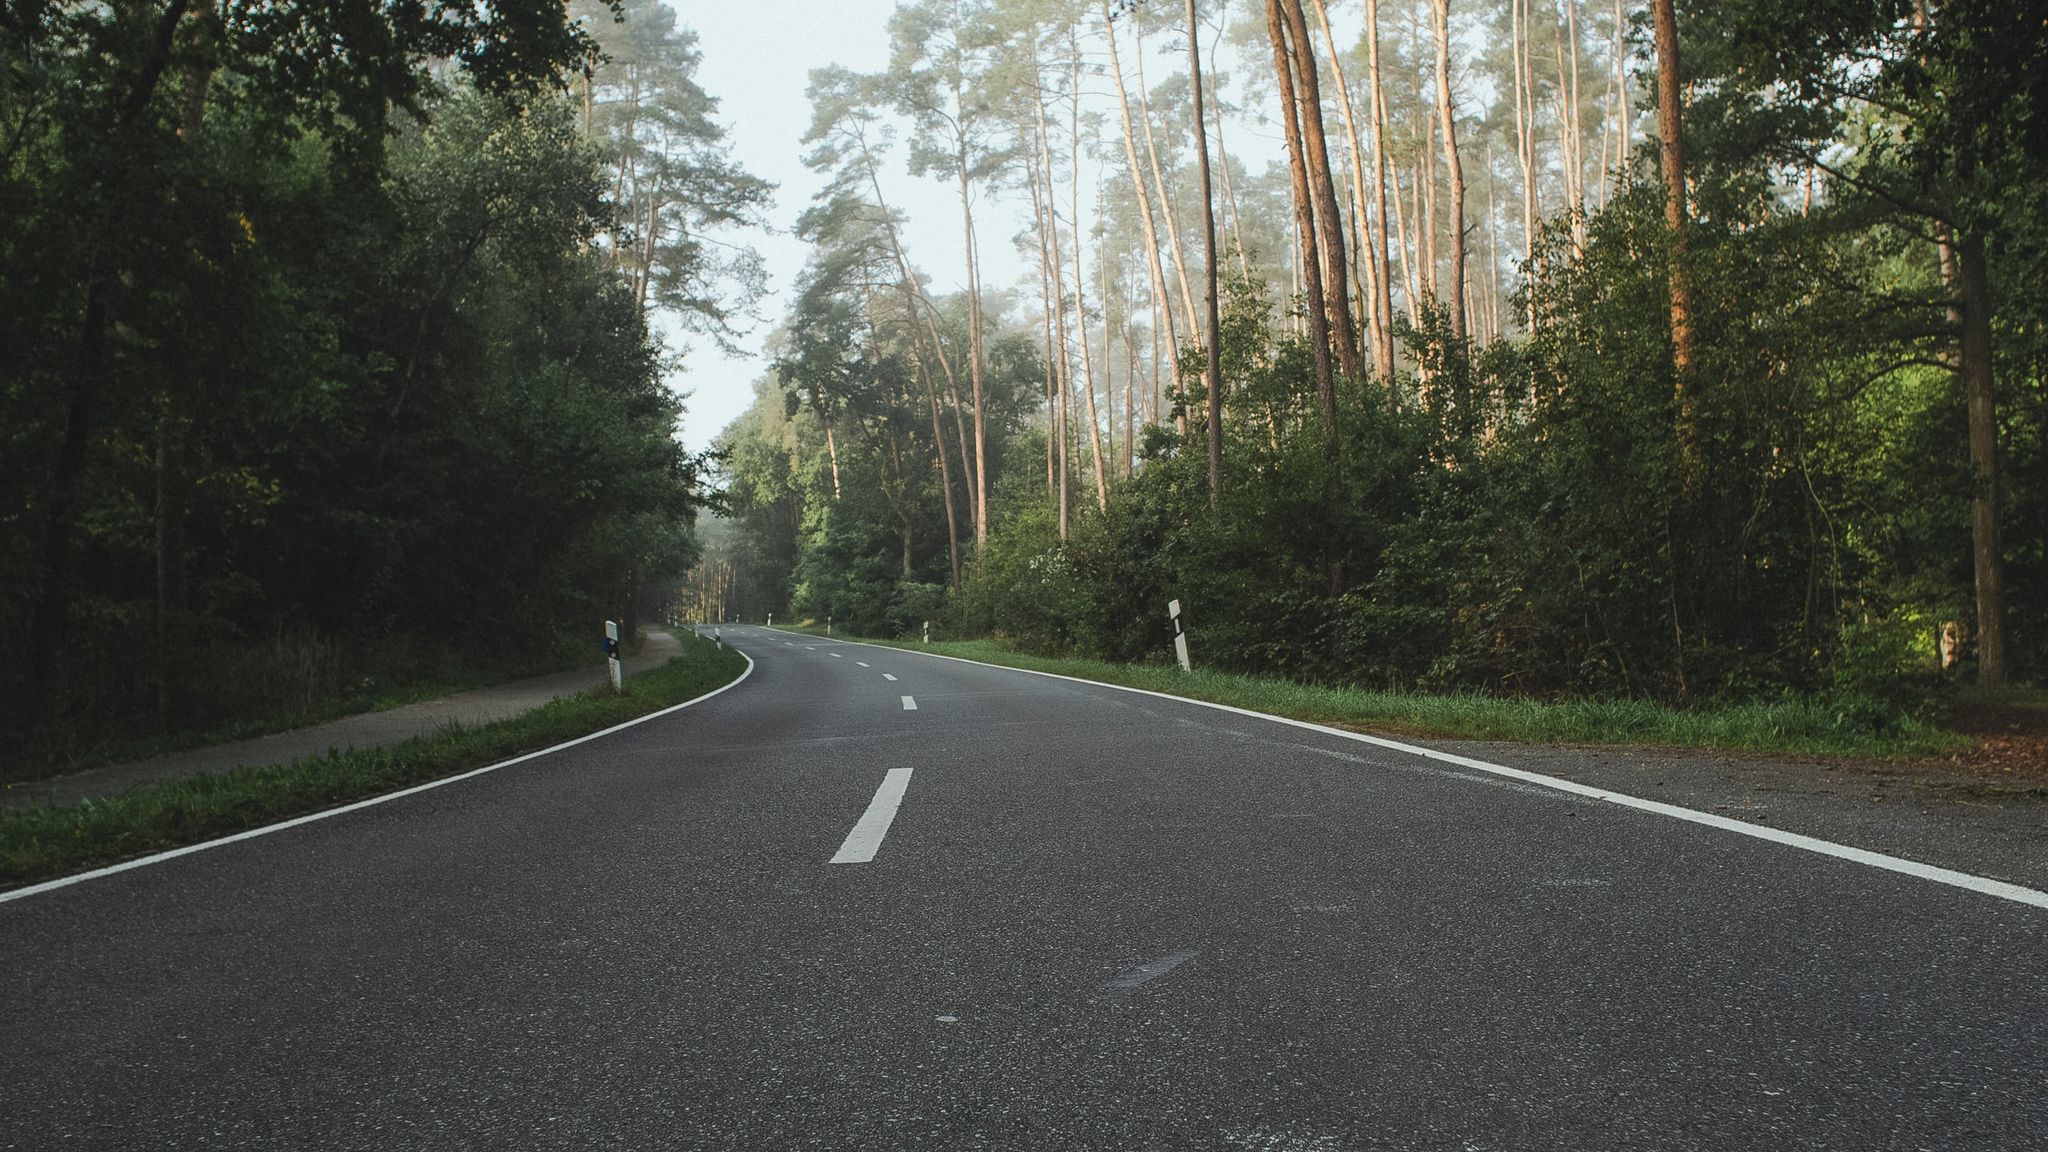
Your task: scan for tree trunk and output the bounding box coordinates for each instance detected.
[1068,35,1110,513]
[1103,5,1180,406]
[1515,0,1540,330]
[914,353,962,588]
[1132,23,1203,342]
[951,84,990,544]
[1364,0,1398,379]
[1310,0,1385,377]
[1955,232,2007,685]
[1188,0,1226,508]
[1650,0,1699,484]
[1035,92,1073,540]
[1431,0,1467,341]
[1278,0,1361,381]
[1268,0,1339,428]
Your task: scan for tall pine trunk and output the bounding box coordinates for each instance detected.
[1278,0,1361,381]
[1186,0,1225,508]
[1431,0,1467,341]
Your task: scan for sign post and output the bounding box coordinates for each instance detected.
[604,620,623,693]
[1169,600,1190,673]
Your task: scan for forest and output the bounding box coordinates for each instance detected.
[705,0,2045,724]
[0,1,763,765]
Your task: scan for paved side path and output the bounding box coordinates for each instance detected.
[1,629,683,811]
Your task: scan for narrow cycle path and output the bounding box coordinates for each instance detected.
[2,625,2043,1150]
[1,629,683,811]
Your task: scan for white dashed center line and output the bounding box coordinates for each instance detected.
[901,695,917,710]
[829,768,914,865]
[856,661,870,667]
[883,674,898,682]
[831,653,843,659]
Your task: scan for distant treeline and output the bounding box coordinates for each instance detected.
[705,0,2044,724]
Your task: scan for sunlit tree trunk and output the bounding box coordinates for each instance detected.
[1034,87,1073,539]
[1068,33,1109,513]
[1650,0,1697,483]
[1310,0,1386,377]
[1267,0,1338,428]
[1364,0,1398,378]
[1431,0,1467,341]
[1187,0,1224,508]
[1103,5,1180,404]
[1132,22,1203,344]
[1945,232,2007,685]
[1277,0,1360,380]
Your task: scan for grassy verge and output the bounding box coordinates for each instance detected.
[0,633,747,887]
[5,630,626,788]
[779,626,1962,759]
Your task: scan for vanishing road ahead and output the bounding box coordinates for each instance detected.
[5,627,2045,1149]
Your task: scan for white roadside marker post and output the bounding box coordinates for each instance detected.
[767,613,773,627]
[714,625,722,651]
[827,615,833,637]
[604,620,624,693]
[923,620,930,644]
[1169,599,1191,673]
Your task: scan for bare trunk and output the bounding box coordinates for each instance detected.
[1069,37,1109,513]
[1310,0,1385,376]
[1954,232,2007,685]
[1431,0,1467,341]
[1035,89,1073,540]
[1132,24,1204,340]
[914,353,962,588]
[1563,0,1585,249]
[1188,0,1225,508]
[823,417,843,500]
[1515,0,1540,330]
[1279,0,1361,380]
[1268,0,1339,428]
[1651,0,1698,482]
[1364,0,1398,378]
[1104,6,1181,399]
[955,147,990,543]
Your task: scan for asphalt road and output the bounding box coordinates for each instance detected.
[5,627,2045,1150]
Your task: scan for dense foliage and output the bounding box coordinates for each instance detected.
[709,0,2044,726]
[1,3,745,763]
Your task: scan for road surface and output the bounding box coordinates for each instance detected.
[4,626,2044,1149]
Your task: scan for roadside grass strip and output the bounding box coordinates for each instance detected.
[0,635,751,894]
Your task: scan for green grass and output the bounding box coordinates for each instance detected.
[6,631,622,787]
[778,625,1963,759]
[0,633,747,886]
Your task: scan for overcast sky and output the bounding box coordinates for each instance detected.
[668,1,1029,452]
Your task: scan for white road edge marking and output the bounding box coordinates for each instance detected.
[751,627,2048,911]
[0,649,759,905]
[830,768,914,864]
[883,674,898,682]
[901,695,918,710]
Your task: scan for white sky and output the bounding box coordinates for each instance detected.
[669,0,1038,452]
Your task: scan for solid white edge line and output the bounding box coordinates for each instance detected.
[753,626,2048,911]
[829,767,914,864]
[0,648,758,906]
